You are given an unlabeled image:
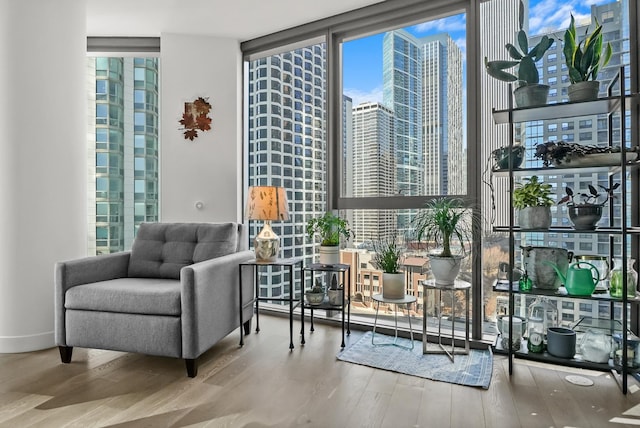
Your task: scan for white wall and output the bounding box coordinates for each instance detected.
[0,0,87,352]
[160,34,244,223]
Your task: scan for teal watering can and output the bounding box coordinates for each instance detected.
[546,261,600,296]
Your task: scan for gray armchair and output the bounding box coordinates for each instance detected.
[54,222,254,377]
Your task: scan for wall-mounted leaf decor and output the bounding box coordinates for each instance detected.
[179,97,212,140]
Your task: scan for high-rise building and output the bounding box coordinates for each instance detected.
[247,44,328,297]
[87,57,159,255]
[523,1,627,258]
[383,30,423,231]
[420,33,464,196]
[351,102,396,244]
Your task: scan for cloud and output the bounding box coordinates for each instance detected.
[413,14,466,34]
[344,86,384,107]
[528,0,610,36]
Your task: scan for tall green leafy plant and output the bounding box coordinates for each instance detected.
[563,14,612,84]
[412,198,475,258]
[484,0,554,87]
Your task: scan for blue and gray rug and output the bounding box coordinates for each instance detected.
[337,331,493,389]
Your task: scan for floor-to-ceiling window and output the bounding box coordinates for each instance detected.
[87,44,159,255]
[242,0,638,339]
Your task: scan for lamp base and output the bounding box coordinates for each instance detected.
[254,222,280,262]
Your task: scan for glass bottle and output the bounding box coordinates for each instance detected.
[527,297,558,353]
[610,258,638,298]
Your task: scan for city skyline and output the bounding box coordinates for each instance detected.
[343,0,614,107]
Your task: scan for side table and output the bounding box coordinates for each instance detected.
[422,279,471,361]
[300,263,351,347]
[372,293,417,349]
[239,257,303,349]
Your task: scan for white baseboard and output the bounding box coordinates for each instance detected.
[0,331,55,353]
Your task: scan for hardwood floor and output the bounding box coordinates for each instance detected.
[2,314,640,427]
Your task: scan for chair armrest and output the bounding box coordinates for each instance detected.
[180,250,255,358]
[54,251,130,346]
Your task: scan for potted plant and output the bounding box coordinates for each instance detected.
[371,235,405,299]
[563,13,612,102]
[327,274,343,305]
[513,175,554,229]
[412,198,476,285]
[306,278,325,305]
[484,0,554,107]
[306,212,354,265]
[491,145,526,170]
[558,182,619,230]
[534,141,638,167]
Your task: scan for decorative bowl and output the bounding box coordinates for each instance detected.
[306,291,325,305]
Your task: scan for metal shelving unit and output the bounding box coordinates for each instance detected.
[491,68,640,393]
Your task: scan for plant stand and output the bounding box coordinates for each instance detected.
[371,294,416,350]
[422,279,471,362]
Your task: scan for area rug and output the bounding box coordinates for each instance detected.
[336,331,493,389]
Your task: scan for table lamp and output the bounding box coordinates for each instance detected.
[245,186,289,262]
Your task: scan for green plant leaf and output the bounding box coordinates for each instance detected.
[518,55,539,84]
[506,43,523,60]
[517,30,528,54]
[485,59,519,82]
[518,0,524,30]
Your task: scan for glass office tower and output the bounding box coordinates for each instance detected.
[88,57,159,255]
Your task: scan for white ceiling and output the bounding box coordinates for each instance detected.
[86,0,386,41]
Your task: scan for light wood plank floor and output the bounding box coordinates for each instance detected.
[2,314,640,427]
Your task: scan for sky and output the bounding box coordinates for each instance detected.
[342,0,614,107]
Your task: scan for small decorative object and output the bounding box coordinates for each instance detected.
[371,234,405,299]
[499,316,523,351]
[484,0,554,107]
[413,197,478,286]
[546,327,577,359]
[327,274,343,305]
[491,145,525,170]
[612,333,640,367]
[306,212,354,265]
[518,266,532,292]
[306,278,325,305]
[527,296,558,353]
[563,13,612,102]
[579,329,612,363]
[534,141,638,167]
[610,257,638,298]
[558,182,618,230]
[513,176,554,230]
[179,96,212,140]
[245,186,290,262]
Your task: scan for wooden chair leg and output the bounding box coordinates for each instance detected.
[243,319,251,335]
[59,346,73,363]
[185,359,197,377]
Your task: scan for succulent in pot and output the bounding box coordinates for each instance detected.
[484,0,554,107]
[306,278,325,305]
[558,183,618,230]
[513,176,554,230]
[563,13,612,102]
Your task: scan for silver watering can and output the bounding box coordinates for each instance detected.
[520,246,573,290]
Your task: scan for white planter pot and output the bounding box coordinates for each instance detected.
[319,245,340,265]
[429,255,464,286]
[518,206,551,230]
[382,272,405,299]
